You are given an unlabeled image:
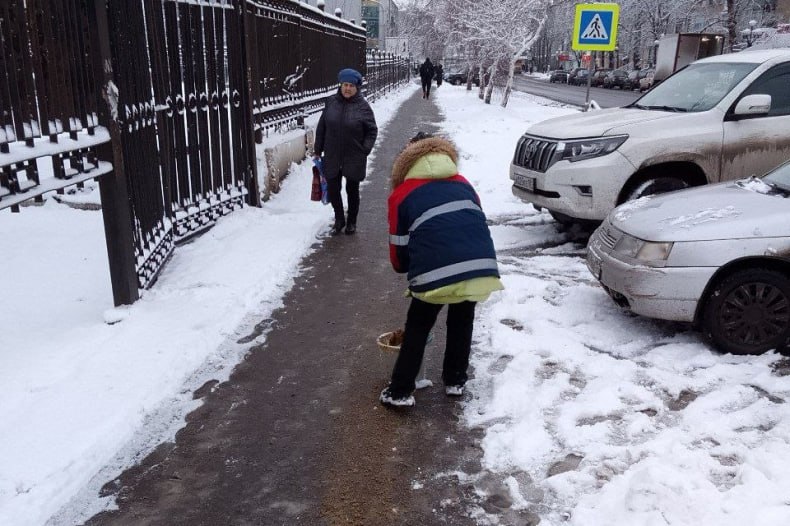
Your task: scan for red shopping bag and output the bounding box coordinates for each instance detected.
[310,166,321,201]
[312,157,329,205]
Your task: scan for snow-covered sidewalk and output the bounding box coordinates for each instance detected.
[433,86,790,525]
[4,80,790,526]
[0,87,414,526]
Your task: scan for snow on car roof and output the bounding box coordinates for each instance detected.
[697,48,790,64]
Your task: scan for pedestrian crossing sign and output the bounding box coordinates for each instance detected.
[572,3,620,51]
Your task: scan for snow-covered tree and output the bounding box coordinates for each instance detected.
[437,0,549,107]
[398,0,780,110]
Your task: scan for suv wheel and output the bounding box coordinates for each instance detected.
[624,177,689,202]
[452,79,462,86]
[548,210,598,230]
[701,268,790,355]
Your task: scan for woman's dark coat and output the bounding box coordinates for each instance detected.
[314,90,378,182]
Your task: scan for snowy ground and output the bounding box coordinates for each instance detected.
[3,81,790,526]
[433,87,790,525]
[0,87,414,526]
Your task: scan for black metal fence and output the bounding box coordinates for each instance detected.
[0,1,100,148]
[0,1,107,212]
[365,50,411,102]
[105,0,258,292]
[245,0,367,136]
[1,0,410,306]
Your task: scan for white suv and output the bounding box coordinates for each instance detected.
[510,49,790,224]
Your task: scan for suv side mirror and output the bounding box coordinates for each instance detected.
[733,94,771,116]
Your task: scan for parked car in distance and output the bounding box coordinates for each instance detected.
[622,70,642,90]
[639,69,655,91]
[510,49,790,224]
[445,68,480,86]
[602,69,628,89]
[590,69,611,87]
[587,163,790,355]
[549,69,569,83]
[569,68,590,85]
[567,67,586,85]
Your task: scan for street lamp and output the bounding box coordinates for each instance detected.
[745,19,758,47]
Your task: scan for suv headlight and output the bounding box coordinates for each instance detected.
[614,233,673,262]
[558,135,628,162]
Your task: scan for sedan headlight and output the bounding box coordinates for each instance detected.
[614,233,673,262]
[559,135,628,162]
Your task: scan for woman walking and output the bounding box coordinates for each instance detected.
[380,132,503,407]
[314,68,378,235]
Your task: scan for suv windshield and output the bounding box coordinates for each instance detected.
[631,62,758,112]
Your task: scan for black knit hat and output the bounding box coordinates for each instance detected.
[409,131,434,143]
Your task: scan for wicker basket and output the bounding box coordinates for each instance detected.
[377,331,402,353]
[376,330,434,352]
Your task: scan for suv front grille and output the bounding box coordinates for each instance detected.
[513,135,559,172]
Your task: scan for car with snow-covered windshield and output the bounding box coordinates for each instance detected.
[586,161,790,355]
[511,48,790,225]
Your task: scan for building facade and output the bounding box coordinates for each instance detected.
[314,0,363,23]
[361,0,399,49]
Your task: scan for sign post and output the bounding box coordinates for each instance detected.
[572,3,620,108]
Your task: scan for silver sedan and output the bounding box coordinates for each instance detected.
[587,161,790,355]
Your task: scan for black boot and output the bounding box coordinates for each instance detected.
[329,219,345,236]
[345,223,356,235]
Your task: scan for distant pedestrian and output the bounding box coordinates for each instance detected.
[379,132,503,408]
[434,63,444,87]
[314,68,378,235]
[419,58,435,99]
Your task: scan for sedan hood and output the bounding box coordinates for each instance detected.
[528,108,675,139]
[610,180,790,242]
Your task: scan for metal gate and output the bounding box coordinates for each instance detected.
[104,0,257,290]
[105,0,369,292]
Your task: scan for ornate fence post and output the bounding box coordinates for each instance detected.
[236,0,261,206]
[88,0,140,306]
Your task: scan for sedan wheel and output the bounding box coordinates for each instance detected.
[702,269,790,355]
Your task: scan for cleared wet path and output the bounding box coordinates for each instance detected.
[84,87,485,526]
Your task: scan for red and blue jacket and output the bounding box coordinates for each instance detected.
[388,174,500,293]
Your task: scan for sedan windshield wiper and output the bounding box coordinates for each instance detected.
[766,182,790,197]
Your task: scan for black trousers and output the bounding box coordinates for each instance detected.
[389,298,476,396]
[421,78,432,97]
[326,173,360,226]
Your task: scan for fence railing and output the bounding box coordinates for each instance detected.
[1,0,410,306]
[0,0,109,211]
[364,50,411,103]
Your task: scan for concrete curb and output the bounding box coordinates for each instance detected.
[259,126,315,202]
